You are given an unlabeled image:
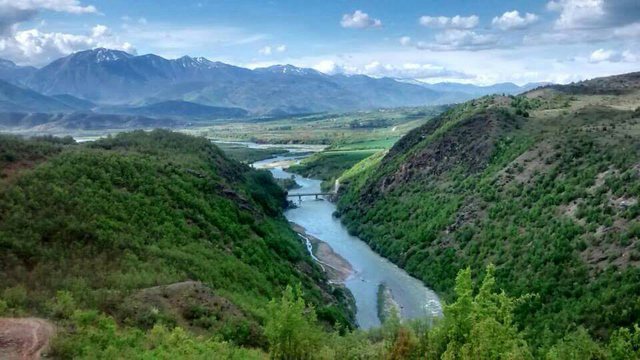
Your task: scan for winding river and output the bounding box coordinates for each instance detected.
[252,148,442,329]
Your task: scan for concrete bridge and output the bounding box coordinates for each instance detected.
[287,192,334,201]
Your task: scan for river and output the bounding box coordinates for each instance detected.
[249,147,442,329]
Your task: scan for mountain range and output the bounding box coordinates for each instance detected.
[0,48,543,118]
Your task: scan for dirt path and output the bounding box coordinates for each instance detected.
[0,318,55,360]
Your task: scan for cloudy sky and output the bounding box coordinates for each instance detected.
[0,0,638,85]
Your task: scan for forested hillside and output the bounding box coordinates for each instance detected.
[1,86,639,358]
[0,130,353,357]
[336,73,640,352]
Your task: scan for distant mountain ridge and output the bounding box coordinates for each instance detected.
[101,100,249,118]
[399,80,550,103]
[0,59,37,85]
[0,48,561,117]
[0,48,517,116]
[0,111,180,132]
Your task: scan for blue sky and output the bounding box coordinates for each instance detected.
[0,0,638,84]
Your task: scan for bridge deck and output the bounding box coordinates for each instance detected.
[287,192,334,197]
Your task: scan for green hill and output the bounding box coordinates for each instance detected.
[2,72,640,358]
[0,130,353,357]
[336,73,640,349]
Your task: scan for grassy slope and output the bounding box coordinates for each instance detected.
[337,78,640,348]
[0,130,353,356]
[214,142,289,163]
[287,150,379,191]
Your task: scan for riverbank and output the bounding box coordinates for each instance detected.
[291,223,353,283]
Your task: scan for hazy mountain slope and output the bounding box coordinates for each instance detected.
[0,130,353,356]
[0,80,73,113]
[0,59,37,85]
[103,100,249,118]
[331,75,442,108]
[162,76,357,114]
[336,72,640,346]
[50,94,96,110]
[0,112,182,132]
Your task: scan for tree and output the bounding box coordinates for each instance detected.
[265,285,323,360]
[607,325,640,360]
[441,265,533,359]
[545,327,606,360]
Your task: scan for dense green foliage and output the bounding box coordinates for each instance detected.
[52,308,267,359]
[337,90,640,352]
[0,130,352,356]
[35,265,640,358]
[260,266,640,359]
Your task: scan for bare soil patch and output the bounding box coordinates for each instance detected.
[0,318,55,360]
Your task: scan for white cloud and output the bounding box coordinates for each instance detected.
[419,16,449,28]
[91,24,109,38]
[361,61,472,79]
[0,25,135,65]
[0,0,100,64]
[121,16,148,25]
[492,10,538,30]
[433,29,497,50]
[416,15,490,51]
[419,15,479,29]
[1,0,97,14]
[0,1,97,36]
[340,10,382,29]
[547,0,605,29]
[310,58,470,80]
[259,45,272,55]
[259,44,286,56]
[399,36,411,46]
[312,60,342,74]
[588,48,639,63]
[589,48,619,62]
[524,18,640,46]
